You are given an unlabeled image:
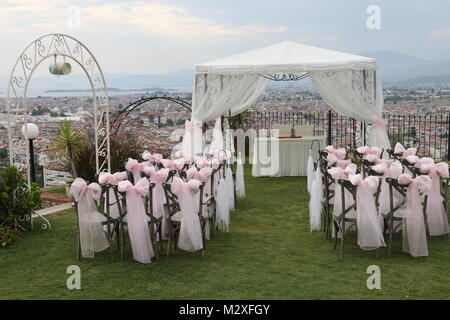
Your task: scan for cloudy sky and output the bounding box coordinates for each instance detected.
[1,0,450,76]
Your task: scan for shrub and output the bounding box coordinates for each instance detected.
[0,166,42,227]
[72,121,143,182]
[0,226,21,247]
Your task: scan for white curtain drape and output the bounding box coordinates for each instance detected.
[209,117,224,153]
[192,73,269,122]
[310,70,390,150]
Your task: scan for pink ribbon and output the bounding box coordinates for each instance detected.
[372,116,387,129]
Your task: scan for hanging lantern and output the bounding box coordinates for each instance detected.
[49,55,72,76]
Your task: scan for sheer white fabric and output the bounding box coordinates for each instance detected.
[70,178,109,258]
[191,73,268,122]
[309,167,322,231]
[216,177,230,232]
[307,149,314,193]
[209,117,224,153]
[235,156,245,198]
[182,120,203,155]
[310,70,390,150]
[226,167,235,211]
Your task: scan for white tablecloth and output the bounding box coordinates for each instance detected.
[252,136,325,177]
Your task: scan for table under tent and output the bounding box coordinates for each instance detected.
[183,41,390,164]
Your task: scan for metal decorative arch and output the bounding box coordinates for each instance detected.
[112,95,191,134]
[6,33,110,184]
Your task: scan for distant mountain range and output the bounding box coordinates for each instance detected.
[360,51,450,84]
[1,51,450,94]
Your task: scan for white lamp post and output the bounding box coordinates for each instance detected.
[21,123,39,183]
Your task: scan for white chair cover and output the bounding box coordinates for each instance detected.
[307,149,314,193]
[309,167,322,231]
[226,167,235,211]
[70,178,109,258]
[171,177,204,252]
[118,178,154,264]
[216,177,230,232]
[235,155,245,198]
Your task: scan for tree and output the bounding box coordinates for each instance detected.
[52,120,83,178]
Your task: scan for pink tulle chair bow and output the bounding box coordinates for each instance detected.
[142,151,162,163]
[397,173,432,257]
[98,171,128,185]
[118,178,154,264]
[414,157,435,169]
[372,116,387,129]
[393,142,417,157]
[70,178,102,203]
[324,146,346,160]
[171,177,204,252]
[70,178,109,258]
[125,158,145,183]
[419,162,450,236]
[328,163,357,180]
[356,146,382,160]
[347,174,385,251]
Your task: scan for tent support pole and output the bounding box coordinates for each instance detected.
[327,110,332,146]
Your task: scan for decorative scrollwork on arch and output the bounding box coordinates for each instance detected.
[6,33,110,185]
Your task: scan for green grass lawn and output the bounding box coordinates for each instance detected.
[1,166,449,299]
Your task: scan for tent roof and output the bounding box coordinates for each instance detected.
[195,41,377,75]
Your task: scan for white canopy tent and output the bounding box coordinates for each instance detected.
[186,41,390,154]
